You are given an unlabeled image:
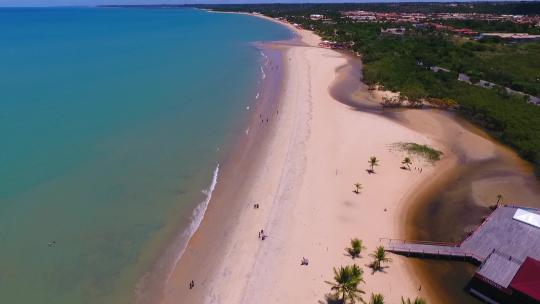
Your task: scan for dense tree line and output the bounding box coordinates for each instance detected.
[440,19,540,35]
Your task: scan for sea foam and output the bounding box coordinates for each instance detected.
[166,164,220,283]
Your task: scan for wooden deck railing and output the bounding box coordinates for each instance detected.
[380,237,459,247]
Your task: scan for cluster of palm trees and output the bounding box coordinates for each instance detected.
[356,156,415,194]
[400,297,427,304]
[366,155,416,173]
[326,238,426,304]
[344,239,391,271]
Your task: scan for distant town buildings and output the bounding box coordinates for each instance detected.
[343,10,540,27]
[480,32,540,42]
[340,10,540,42]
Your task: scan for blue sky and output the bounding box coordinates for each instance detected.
[0,0,521,7]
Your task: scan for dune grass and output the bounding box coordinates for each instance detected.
[395,142,444,162]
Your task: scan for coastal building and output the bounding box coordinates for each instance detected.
[319,40,349,50]
[385,206,540,303]
[353,15,377,22]
[430,66,451,73]
[451,28,479,36]
[412,23,429,30]
[310,14,324,21]
[380,27,406,35]
[479,33,540,42]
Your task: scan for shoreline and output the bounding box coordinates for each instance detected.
[160,13,445,304]
[158,25,303,304]
[134,15,291,304]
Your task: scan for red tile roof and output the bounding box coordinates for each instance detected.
[510,257,540,301]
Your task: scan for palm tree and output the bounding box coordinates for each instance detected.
[402,157,412,170]
[370,293,385,304]
[346,238,366,259]
[496,194,503,206]
[490,193,504,210]
[401,297,426,304]
[368,156,379,173]
[326,265,366,304]
[369,246,392,271]
[354,183,363,194]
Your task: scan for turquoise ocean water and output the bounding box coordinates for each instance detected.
[0,7,291,303]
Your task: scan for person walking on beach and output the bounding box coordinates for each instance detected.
[189,280,194,289]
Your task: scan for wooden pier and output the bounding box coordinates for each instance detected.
[383,239,481,262]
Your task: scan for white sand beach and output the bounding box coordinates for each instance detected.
[159,21,455,304]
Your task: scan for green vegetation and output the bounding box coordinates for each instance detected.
[346,238,367,259]
[441,19,540,35]
[322,22,540,97]
[396,143,444,162]
[401,297,427,304]
[318,22,540,172]
[370,293,385,304]
[326,264,366,304]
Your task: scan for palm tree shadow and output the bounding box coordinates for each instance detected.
[343,252,363,259]
[367,263,390,275]
[318,293,343,304]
